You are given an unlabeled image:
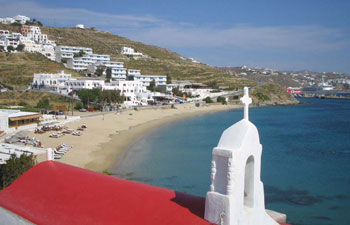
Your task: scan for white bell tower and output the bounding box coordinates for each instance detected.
[204,87,277,225]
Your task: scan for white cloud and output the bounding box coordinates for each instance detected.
[0,0,160,28]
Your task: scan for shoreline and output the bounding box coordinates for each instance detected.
[32,103,242,172]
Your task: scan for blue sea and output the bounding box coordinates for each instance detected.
[112,98,350,225]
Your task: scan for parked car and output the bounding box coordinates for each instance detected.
[79,108,87,112]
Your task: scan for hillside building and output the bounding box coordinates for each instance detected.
[32,71,72,91]
[55,46,93,63]
[13,15,30,24]
[75,24,85,29]
[128,74,167,86]
[0,17,15,24]
[121,47,143,56]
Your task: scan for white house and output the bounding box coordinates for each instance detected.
[19,36,42,53]
[75,24,85,29]
[104,80,147,106]
[32,71,72,90]
[121,47,143,56]
[41,44,56,61]
[64,79,105,91]
[1,17,15,24]
[27,33,48,44]
[13,15,30,24]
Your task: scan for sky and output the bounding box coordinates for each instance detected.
[1,0,350,74]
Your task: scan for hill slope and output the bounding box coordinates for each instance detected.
[0,52,81,90]
[39,26,254,88]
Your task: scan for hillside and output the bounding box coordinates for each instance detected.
[221,67,301,87]
[0,91,77,107]
[0,52,81,90]
[38,26,255,88]
[0,24,298,105]
[251,83,299,105]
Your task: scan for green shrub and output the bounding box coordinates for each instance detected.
[18,101,28,106]
[217,96,227,105]
[204,96,214,103]
[254,92,270,101]
[74,102,83,110]
[102,170,112,175]
[0,154,37,189]
[36,98,50,109]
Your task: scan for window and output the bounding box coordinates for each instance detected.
[244,156,255,208]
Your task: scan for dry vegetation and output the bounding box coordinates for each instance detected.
[251,83,298,104]
[40,26,255,88]
[0,91,76,107]
[0,52,80,89]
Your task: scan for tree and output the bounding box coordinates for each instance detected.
[166,73,172,84]
[36,98,50,109]
[147,79,157,92]
[98,89,124,111]
[0,154,36,189]
[203,96,214,103]
[106,68,112,82]
[61,58,68,64]
[95,65,106,77]
[76,88,101,108]
[217,96,227,105]
[172,87,181,96]
[0,46,4,52]
[11,22,21,26]
[7,45,14,52]
[74,102,83,110]
[16,44,25,51]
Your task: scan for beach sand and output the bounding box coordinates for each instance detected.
[31,103,242,172]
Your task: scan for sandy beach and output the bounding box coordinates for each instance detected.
[30,103,242,172]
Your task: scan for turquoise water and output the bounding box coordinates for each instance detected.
[112,98,350,225]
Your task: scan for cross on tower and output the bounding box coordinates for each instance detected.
[240,87,252,120]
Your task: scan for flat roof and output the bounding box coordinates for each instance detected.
[8,112,39,118]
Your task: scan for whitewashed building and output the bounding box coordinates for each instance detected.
[41,44,56,61]
[104,80,147,105]
[75,24,85,29]
[121,47,143,56]
[13,15,30,24]
[127,69,141,76]
[111,68,127,80]
[19,36,42,53]
[32,71,72,90]
[63,79,105,91]
[130,74,167,86]
[55,46,93,63]
[66,57,94,71]
[1,17,15,24]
